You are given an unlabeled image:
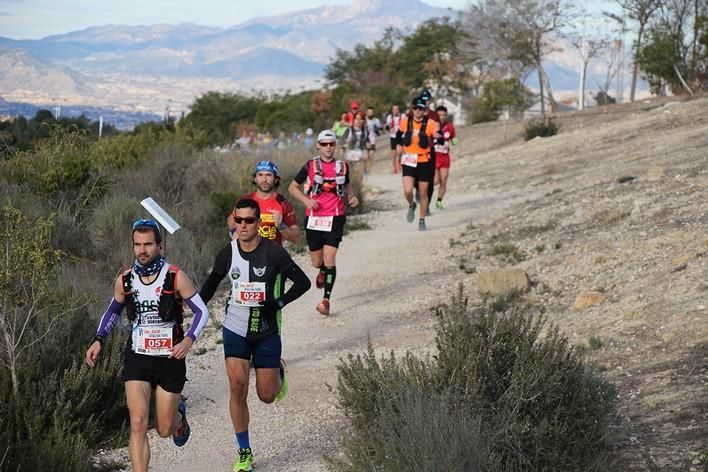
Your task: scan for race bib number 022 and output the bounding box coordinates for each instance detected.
[401,153,418,168]
[233,282,267,307]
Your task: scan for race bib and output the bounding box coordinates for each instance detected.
[307,215,334,232]
[401,153,418,168]
[233,282,267,307]
[435,144,449,154]
[134,326,173,356]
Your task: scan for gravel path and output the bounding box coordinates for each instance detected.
[104,144,513,471]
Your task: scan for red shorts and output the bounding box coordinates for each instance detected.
[435,153,451,169]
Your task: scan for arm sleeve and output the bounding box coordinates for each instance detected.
[96,298,124,338]
[270,245,311,306]
[184,293,209,342]
[199,244,232,304]
[293,163,310,184]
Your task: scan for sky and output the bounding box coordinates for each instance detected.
[0,0,469,39]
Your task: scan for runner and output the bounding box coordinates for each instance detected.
[396,97,440,231]
[434,105,457,209]
[288,129,359,316]
[332,112,350,160]
[418,89,439,213]
[341,111,369,181]
[227,160,300,245]
[85,219,209,472]
[364,106,381,176]
[200,198,311,472]
[344,100,360,125]
[385,104,403,173]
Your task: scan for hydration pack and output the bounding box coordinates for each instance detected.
[401,115,430,149]
[122,265,184,324]
[308,157,347,197]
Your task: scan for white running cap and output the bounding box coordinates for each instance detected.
[317,129,336,143]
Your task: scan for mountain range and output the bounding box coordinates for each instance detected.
[0,0,639,121]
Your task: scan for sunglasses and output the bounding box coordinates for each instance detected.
[132,218,159,230]
[414,106,426,111]
[234,216,259,225]
[319,142,336,147]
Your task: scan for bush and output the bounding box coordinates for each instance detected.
[333,285,618,471]
[524,117,559,141]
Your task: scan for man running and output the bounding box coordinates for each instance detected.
[200,198,311,472]
[397,97,440,231]
[434,105,457,209]
[288,129,359,316]
[385,104,402,173]
[85,219,209,472]
[364,106,381,176]
[228,160,300,245]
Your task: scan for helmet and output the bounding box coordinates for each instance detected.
[254,160,279,176]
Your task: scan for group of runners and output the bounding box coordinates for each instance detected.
[83,88,457,471]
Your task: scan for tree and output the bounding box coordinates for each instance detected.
[618,0,661,101]
[461,0,572,115]
[0,204,84,398]
[568,11,610,110]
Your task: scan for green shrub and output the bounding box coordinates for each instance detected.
[524,117,559,141]
[333,285,618,471]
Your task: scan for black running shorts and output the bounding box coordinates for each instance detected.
[305,215,346,251]
[389,138,398,150]
[122,347,186,393]
[402,159,435,183]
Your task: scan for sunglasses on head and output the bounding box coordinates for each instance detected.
[319,142,336,147]
[234,216,258,225]
[132,218,159,230]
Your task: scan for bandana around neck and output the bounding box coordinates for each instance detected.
[133,255,165,277]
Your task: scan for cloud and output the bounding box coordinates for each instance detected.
[0,12,12,16]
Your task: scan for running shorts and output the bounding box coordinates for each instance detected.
[389,138,398,150]
[435,153,451,169]
[402,159,435,183]
[223,327,281,369]
[122,347,187,393]
[305,215,346,251]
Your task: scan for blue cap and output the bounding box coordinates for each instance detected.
[420,89,432,101]
[412,97,426,109]
[254,160,279,175]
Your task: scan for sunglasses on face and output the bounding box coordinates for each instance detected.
[132,218,159,230]
[234,216,259,225]
[319,142,336,147]
[414,106,426,111]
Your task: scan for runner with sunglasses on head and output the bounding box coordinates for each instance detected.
[288,129,359,316]
[85,219,209,472]
[200,198,311,472]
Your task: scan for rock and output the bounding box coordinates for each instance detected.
[645,166,664,181]
[672,254,691,267]
[672,263,688,273]
[475,269,529,296]
[572,290,605,310]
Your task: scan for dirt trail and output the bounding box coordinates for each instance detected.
[106,95,707,471]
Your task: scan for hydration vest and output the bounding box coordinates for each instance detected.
[122,265,184,325]
[401,115,430,149]
[307,157,347,198]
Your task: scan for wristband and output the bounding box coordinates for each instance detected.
[92,335,104,346]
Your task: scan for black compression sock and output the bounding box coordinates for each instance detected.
[323,266,336,299]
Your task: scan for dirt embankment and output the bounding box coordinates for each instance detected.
[105,95,706,471]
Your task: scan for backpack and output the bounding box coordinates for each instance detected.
[308,157,347,197]
[122,265,184,326]
[401,115,429,149]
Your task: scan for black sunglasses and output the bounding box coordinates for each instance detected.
[319,142,336,147]
[234,216,259,225]
[414,106,426,111]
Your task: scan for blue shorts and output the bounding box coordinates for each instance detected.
[222,327,281,369]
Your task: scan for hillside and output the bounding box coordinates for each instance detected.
[101,96,707,471]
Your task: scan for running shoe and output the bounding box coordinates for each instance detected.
[173,400,190,447]
[435,200,443,210]
[406,202,416,223]
[419,219,427,231]
[316,298,330,316]
[316,270,325,289]
[275,358,288,402]
[233,447,254,472]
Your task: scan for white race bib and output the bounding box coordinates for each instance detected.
[307,215,334,232]
[134,326,173,356]
[401,153,418,168]
[233,281,267,307]
[435,144,449,154]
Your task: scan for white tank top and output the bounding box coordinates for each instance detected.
[129,264,177,356]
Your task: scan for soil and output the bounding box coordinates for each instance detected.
[101,94,707,471]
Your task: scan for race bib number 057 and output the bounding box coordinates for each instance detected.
[401,153,418,168]
[233,282,267,307]
[307,215,334,232]
[134,326,173,356]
